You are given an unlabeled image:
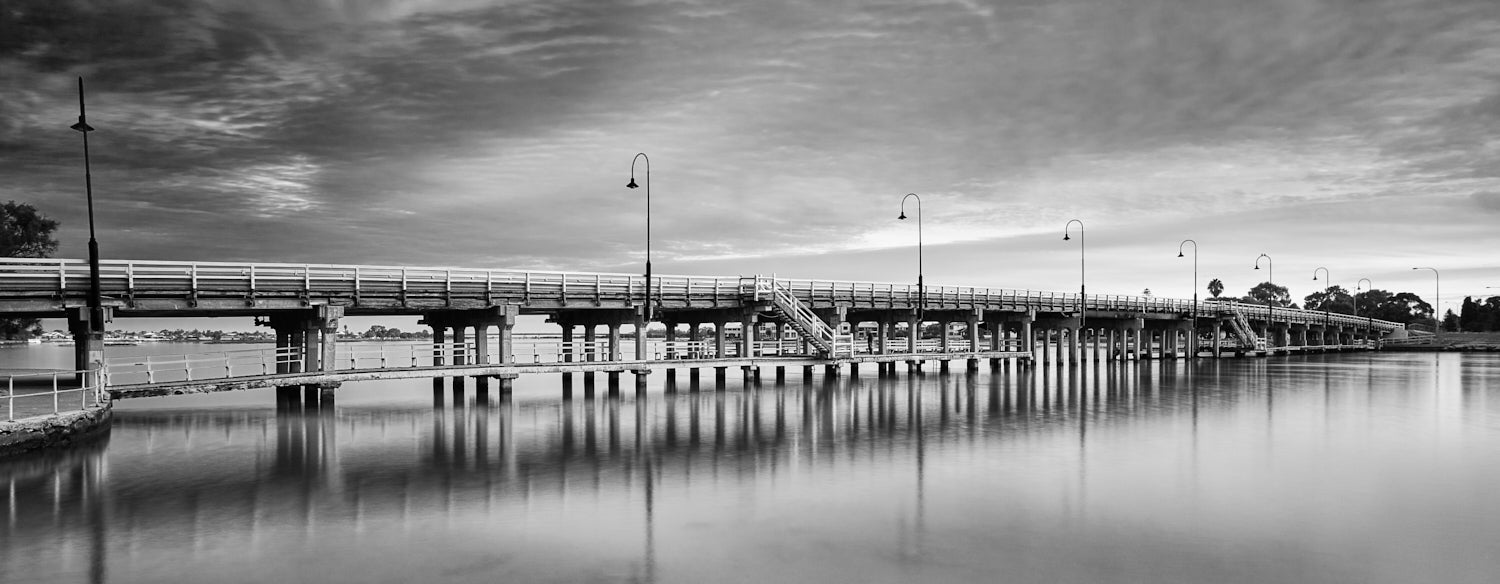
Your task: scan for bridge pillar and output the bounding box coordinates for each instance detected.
[966,311,981,372]
[741,311,757,358]
[607,322,622,362]
[635,308,649,362]
[635,308,651,395]
[451,325,466,366]
[1068,326,1079,367]
[1021,316,1035,364]
[66,307,106,386]
[1212,321,1223,357]
[907,311,920,355]
[713,320,727,359]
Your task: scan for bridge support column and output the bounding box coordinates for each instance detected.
[907,312,920,355]
[608,322,622,362]
[741,311,757,358]
[1068,326,1079,368]
[634,308,650,396]
[714,321,727,359]
[1021,316,1035,366]
[966,311,981,373]
[65,307,105,385]
[1212,321,1223,357]
[664,323,678,383]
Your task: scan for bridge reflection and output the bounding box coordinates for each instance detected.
[8,355,1474,582]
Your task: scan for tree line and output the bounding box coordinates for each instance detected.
[1205,278,1436,327]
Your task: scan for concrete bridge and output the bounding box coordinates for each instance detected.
[1,258,1405,409]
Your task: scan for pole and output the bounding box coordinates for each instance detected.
[899,193,924,320]
[71,78,102,334]
[629,153,652,321]
[1066,220,1085,329]
[1179,239,1197,347]
[1412,267,1439,331]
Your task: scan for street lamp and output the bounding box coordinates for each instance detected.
[1313,266,1330,333]
[70,77,103,370]
[1178,239,1198,326]
[627,153,652,321]
[1255,253,1273,339]
[1064,220,1085,329]
[1412,267,1440,331]
[898,193,923,318]
[1356,277,1373,340]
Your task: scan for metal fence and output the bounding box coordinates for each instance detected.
[3,369,109,422]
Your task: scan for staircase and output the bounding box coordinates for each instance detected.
[1228,308,1268,351]
[743,277,853,357]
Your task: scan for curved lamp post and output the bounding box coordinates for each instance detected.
[1178,239,1198,326]
[1255,253,1274,336]
[1313,266,1331,334]
[627,153,652,321]
[1356,277,1373,339]
[1064,220,1085,329]
[70,77,103,376]
[898,193,924,319]
[1412,267,1439,331]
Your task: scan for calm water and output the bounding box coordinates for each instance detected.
[3,346,1498,584]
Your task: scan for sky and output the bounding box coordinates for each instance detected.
[4,0,1499,328]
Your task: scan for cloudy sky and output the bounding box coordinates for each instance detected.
[4,0,1499,319]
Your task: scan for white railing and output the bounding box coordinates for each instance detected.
[105,346,301,385]
[3,369,108,422]
[0,258,1407,333]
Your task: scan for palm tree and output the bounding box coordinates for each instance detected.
[1208,278,1224,299]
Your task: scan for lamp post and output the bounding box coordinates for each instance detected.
[1412,267,1439,331]
[70,77,103,376]
[1357,278,1373,342]
[898,193,924,319]
[1064,220,1085,329]
[627,153,652,321]
[1313,266,1331,334]
[1178,239,1198,326]
[1255,253,1273,342]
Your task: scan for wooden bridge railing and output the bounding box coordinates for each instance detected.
[0,258,1405,333]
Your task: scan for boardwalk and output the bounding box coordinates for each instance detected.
[1,257,1407,407]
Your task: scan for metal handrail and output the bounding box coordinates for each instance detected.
[3,369,108,422]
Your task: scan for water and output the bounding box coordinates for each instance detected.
[3,349,1498,583]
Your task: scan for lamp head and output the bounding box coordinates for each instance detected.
[70,119,94,133]
[1063,234,1070,241]
[898,213,907,220]
[1313,275,1319,280]
[626,178,638,189]
[1254,265,1260,270]
[1177,251,1184,258]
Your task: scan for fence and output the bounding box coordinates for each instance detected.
[3,369,108,422]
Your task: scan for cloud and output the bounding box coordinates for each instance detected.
[0,0,1497,309]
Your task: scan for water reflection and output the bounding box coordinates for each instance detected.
[5,354,1500,583]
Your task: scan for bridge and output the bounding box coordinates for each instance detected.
[1,257,1404,412]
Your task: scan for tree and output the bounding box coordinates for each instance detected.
[1459,296,1482,332]
[0,201,59,258]
[1303,286,1355,315]
[1244,282,1292,307]
[1356,289,1432,325]
[1,201,59,340]
[1441,309,1460,332]
[1207,279,1224,299]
